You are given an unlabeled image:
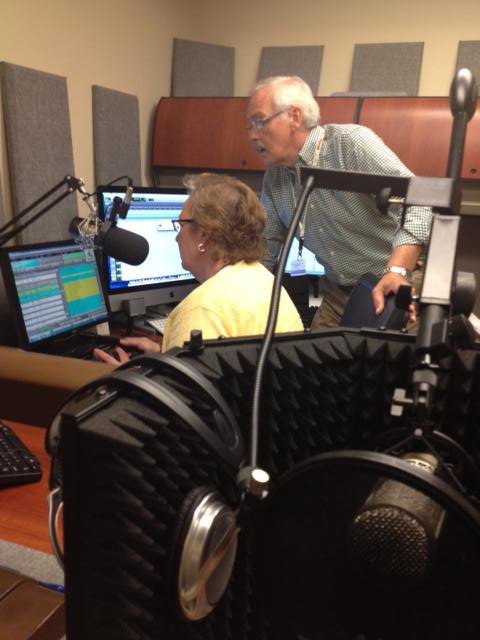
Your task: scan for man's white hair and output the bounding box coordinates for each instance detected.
[251,76,320,128]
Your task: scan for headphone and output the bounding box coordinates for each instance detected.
[46,349,248,621]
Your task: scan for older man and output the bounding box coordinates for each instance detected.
[246,75,432,328]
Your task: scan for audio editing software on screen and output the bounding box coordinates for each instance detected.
[5,241,109,346]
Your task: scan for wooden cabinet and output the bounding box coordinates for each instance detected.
[152,97,358,172]
[359,97,480,179]
[152,96,480,181]
[152,98,262,172]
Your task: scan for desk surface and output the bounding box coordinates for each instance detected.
[0,421,52,554]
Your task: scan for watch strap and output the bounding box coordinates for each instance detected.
[382,265,412,280]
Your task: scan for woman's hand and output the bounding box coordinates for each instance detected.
[93,336,161,365]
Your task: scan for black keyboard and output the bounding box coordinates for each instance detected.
[0,422,42,488]
[45,333,123,360]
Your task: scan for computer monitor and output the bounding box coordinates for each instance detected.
[284,237,325,276]
[97,186,198,312]
[0,240,110,350]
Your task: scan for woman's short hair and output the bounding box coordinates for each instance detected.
[252,76,320,128]
[183,173,266,264]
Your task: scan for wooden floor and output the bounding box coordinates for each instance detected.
[0,421,53,554]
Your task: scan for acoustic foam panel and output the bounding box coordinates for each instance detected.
[350,42,424,96]
[331,91,407,97]
[60,329,480,638]
[92,85,141,187]
[456,41,480,87]
[0,62,77,243]
[257,46,324,94]
[0,174,14,346]
[0,174,4,228]
[171,38,234,97]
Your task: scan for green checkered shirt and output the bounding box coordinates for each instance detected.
[261,124,432,286]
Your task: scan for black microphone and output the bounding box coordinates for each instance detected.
[69,183,149,266]
[349,452,445,585]
[108,186,134,221]
[95,221,149,266]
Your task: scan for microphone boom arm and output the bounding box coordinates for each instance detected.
[0,175,86,247]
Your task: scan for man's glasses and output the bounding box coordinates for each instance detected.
[172,218,194,232]
[245,109,287,132]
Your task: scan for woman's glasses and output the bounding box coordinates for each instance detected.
[172,218,194,232]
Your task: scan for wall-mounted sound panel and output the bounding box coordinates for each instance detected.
[456,41,480,90]
[171,38,234,97]
[257,46,323,94]
[0,175,5,229]
[0,62,77,242]
[92,85,141,187]
[332,91,407,97]
[350,43,424,96]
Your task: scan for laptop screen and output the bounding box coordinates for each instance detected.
[0,240,109,348]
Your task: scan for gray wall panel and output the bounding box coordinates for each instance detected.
[92,85,141,186]
[0,62,77,243]
[172,38,234,97]
[350,42,423,96]
[456,41,480,86]
[257,46,323,93]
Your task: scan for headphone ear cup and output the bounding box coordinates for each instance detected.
[170,486,239,621]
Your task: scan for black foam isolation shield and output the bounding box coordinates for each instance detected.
[52,328,480,639]
[253,450,480,640]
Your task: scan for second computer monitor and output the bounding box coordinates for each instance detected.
[97,186,198,311]
[284,237,325,277]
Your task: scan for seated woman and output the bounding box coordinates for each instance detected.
[95,173,303,364]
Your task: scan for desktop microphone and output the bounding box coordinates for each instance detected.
[95,221,149,265]
[69,184,149,266]
[69,216,149,265]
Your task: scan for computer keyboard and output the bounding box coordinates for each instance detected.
[144,316,169,335]
[48,333,123,360]
[0,422,42,488]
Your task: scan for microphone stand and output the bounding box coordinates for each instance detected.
[0,175,86,247]
[244,68,478,497]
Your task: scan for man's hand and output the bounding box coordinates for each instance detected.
[93,336,161,366]
[372,272,416,322]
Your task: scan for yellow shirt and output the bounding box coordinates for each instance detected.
[162,261,304,351]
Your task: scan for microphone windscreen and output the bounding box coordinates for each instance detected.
[450,68,478,119]
[349,452,443,584]
[100,225,149,265]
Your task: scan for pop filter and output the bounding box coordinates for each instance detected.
[253,450,480,640]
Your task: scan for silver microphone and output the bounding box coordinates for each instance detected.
[349,452,445,585]
[119,185,133,219]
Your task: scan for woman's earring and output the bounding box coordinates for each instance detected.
[198,243,206,254]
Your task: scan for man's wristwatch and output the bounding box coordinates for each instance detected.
[382,265,413,281]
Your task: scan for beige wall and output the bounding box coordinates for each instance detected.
[0,0,198,213]
[191,0,480,96]
[1,0,479,218]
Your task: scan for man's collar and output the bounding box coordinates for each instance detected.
[295,125,324,167]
